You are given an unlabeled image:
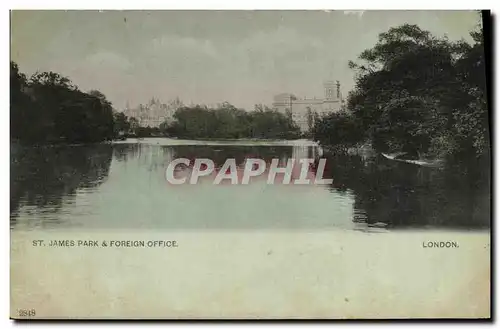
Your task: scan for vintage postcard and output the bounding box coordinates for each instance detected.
[10,10,491,319]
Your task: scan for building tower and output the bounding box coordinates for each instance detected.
[323,80,336,100]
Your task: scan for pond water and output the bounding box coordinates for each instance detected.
[10,138,490,231]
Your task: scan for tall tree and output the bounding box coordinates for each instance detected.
[314,21,488,160]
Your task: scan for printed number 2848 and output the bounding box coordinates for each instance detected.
[17,309,36,317]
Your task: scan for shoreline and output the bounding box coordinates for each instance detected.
[11,137,319,148]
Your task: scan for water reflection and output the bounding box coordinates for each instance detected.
[11,144,112,228]
[10,141,490,230]
[325,154,490,229]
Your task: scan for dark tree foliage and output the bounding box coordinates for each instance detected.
[312,110,363,153]
[113,112,131,137]
[313,19,489,162]
[10,62,116,144]
[163,103,301,140]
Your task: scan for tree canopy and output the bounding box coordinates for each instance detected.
[163,103,301,140]
[314,20,489,162]
[11,62,117,144]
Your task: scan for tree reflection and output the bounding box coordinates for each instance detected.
[10,144,112,222]
[112,143,141,162]
[324,154,490,229]
[170,145,293,169]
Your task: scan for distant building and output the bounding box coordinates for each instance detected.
[124,97,183,127]
[273,81,343,132]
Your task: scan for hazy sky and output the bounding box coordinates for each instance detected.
[11,10,480,110]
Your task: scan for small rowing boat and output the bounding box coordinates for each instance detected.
[381,152,444,168]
